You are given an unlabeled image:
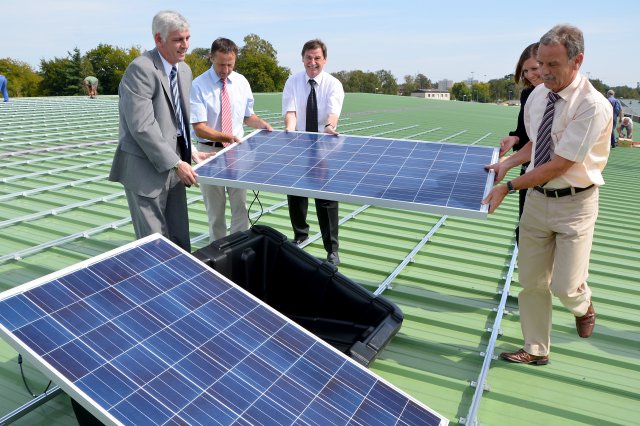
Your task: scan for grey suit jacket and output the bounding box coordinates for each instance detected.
[109,48,192,198]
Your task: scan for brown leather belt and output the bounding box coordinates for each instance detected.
[533,184,594,198]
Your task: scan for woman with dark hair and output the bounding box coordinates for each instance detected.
[498,42,542,242]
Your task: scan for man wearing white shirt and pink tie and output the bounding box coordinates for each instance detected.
[190,37,272,242]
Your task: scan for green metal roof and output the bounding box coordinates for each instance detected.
[0,94,638,425]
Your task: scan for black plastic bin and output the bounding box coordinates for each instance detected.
[192,225,403,367]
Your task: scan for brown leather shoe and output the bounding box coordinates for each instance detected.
[500,349,549,365]
[575,302,596,338]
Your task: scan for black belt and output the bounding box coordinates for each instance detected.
[198,141,224,147]
[533,184,594,198]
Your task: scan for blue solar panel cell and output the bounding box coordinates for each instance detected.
[0,235,447,425]
[196,130,495,219]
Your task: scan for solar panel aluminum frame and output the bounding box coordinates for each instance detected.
[0,234,448,426]
[194,129,498,220]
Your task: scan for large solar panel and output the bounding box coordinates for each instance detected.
[195,130,497,219]
[0,234,448,425]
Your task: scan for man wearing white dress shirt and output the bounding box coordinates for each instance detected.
[190,37,272,242]
[483,24,611,365]
[282,39,345,266]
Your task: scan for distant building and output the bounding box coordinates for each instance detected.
[438,79,453,91]
[410,89,450,101]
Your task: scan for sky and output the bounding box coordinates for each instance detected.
[3,0,639,87]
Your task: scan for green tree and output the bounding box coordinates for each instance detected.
[415,73,432,89]
[333,70,379,93]
[471,82,491,103]
[185,47,211,78]
[39,48,84,96]
[375,70,398,95]
[84,44,141,94]
[0,58,42,97]
[235,34,290,92]
[402,75,417,95]
[450,82,471,101]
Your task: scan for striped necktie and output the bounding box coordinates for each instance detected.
[306,79,318,132]
[534,92,560,167]
[169,66,185,137]
[169,65,189,161]
[220,78,233,147]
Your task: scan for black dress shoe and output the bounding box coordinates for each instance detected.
[500,349,549,365]
[327,252,340,266]
[575,302,596,338]
[293,236,308,246]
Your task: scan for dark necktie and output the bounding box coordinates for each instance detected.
[306,79,318,132]
[534,92,560,167]
[170,66,189,161]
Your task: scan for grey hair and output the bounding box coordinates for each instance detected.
[540,24,584,60]
[607,89,615,96]
[152,10,189,41]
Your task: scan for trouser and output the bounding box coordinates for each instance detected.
[198,142,249,242]
[517,186,598,356]
[124,172,190,252]
[287,195,339,254]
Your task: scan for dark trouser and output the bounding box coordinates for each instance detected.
[287,195,339,253]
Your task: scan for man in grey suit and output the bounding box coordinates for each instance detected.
[109,10,207,251]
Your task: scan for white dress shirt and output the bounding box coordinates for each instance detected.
[525,73,611,188]
[282,70,344,131]
[190,68,255,140]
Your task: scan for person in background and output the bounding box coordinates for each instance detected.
[0,75,8,102]
[190,37,272,242]
[282,39,345,266]
[607,89,622,147]
[109,10,209,252]
[498,42,543,242]
[618,116,633,140]
[83,76,99,98]
[483,24,611,365]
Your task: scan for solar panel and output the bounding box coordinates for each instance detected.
[195,130,497,219]
[0,234,448,426]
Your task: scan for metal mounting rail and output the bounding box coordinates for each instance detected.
[346,122,394,133]
[0,386,64,425]
[0,195,200,264]
[374,215,448,296]
[404,127,442,140]
[5,148,115,168]
[0,139,117,159]
[437,130,468,141]
[0,193,124,230]
[460,243,519,426]
[471,133,492,145]
[368,125,419,137]
[1,159,112,183]
[299,204,371,249]
[0,175,108,203]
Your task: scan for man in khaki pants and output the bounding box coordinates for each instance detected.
[483,24,612,365]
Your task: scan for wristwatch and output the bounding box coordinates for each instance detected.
[506,181,516,194]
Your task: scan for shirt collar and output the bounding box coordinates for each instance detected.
[158,53,177,78]
[211,67,234,85]
[556,72,583,100]
[307,71,325,86]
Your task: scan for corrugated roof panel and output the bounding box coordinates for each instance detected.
[0,95,638,426]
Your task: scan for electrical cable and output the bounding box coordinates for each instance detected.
[248,190,263,227]
[18,353,52,398]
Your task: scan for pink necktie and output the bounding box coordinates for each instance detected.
[220,78,233,147]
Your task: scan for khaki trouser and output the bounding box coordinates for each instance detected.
[198,142,249,242]
[517,186,598,356]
